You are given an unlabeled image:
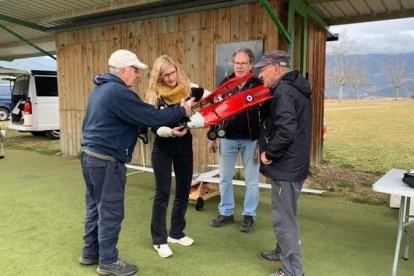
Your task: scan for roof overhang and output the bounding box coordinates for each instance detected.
[0,0,413,60]
[306,0,414,25]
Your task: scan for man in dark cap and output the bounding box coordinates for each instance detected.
[254,50,312,276]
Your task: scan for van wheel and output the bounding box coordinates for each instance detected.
[30,131,45,136]
[45,130,60,139]
[0,108,9,121]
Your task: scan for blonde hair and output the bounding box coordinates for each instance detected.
[146,55,191,105]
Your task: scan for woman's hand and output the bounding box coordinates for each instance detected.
[171,126,188,137]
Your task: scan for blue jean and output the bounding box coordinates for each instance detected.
[81,152,126,265]
[218,138,259,217]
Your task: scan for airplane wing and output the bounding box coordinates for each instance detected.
[198,72,254,104]
[186,85,271,129]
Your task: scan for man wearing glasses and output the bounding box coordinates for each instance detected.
[209,48,262,233]
[254,50,312,276]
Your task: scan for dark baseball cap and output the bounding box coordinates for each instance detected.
[253,50,291,68]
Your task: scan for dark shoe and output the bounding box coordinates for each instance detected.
[240,215,254,233]
[97,258,138,276]
[79,254,98,265]
[261,246,281,263]
[209,214,234,227]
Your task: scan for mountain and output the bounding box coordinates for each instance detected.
[0,56,56,72]
[0,56,57,84]
[325,52,414,99]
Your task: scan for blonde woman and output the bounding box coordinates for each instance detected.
[146,55,209,258]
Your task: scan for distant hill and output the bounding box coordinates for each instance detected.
[325,52,414,99]
[0,56,56,72]
[0,56,56,84]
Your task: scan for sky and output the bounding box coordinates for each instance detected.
[328,17,414,55]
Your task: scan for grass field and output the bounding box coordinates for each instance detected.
[1,149,414,276]
[324,99,414,173]
[306,99,414,205]
[0,121,60,155]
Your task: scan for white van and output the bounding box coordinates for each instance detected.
[9,70,60,139]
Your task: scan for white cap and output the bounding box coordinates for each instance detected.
[108,49,148,70]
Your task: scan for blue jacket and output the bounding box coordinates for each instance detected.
[81,73,185,163]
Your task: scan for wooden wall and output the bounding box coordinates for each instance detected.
[55,0,326,173]
[306,21,326,164]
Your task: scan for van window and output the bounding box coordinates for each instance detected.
[35,76,58,97]
[13,75,29,96]
[0,85,12,99]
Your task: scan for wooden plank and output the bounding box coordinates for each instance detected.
[175,32,185,64]
[213,8,231,43]
[203,9,214,29]
[159,15,176,34]
[256,1,265,45]
[248,3,258,40]
[197,10,207,30]
[239,4,249,41]
[189,11,198,31]
[176,13,192,32]
[186,29,200,170]
[198,176,325,195]
[230,6,240,41]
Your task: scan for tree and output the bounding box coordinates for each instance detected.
[326,30,353,102]
[382,52,407,100]
[347,58,369,101]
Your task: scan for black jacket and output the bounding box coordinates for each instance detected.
[259,70,312,182]
[219,72,262,140]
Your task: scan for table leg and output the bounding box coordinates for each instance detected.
[392,196,406,276]
[402,197,410,260]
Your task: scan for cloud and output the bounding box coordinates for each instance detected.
[329,18,414,54]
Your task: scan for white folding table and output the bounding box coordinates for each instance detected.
[372,168,414,276]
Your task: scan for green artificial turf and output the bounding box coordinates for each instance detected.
[1,149,413,275]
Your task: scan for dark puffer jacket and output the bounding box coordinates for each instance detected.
[259,70,312,182]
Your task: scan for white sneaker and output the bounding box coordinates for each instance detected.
[167,236,194,247]
[153,244,173,258]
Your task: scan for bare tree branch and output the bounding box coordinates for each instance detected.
[382,51,407,100]
[347,57,369,100]
[326,29,354,102]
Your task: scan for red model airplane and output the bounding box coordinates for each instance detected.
[184,73,272,140]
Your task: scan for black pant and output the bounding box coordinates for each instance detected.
[81,152,126,264]
[150,139,193,245]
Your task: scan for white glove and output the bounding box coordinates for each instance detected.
[156,126,173,137]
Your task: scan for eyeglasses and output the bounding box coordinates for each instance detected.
[259,64,276,73]
[233,62,250,67]
[162,70,177,80]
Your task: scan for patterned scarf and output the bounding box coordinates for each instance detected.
[158,83,190,105]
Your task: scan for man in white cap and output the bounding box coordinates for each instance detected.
[79,49,193,276]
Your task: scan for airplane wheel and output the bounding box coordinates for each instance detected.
[195,197,204,211]
[216,128,226,138]
[207,129,217,140]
